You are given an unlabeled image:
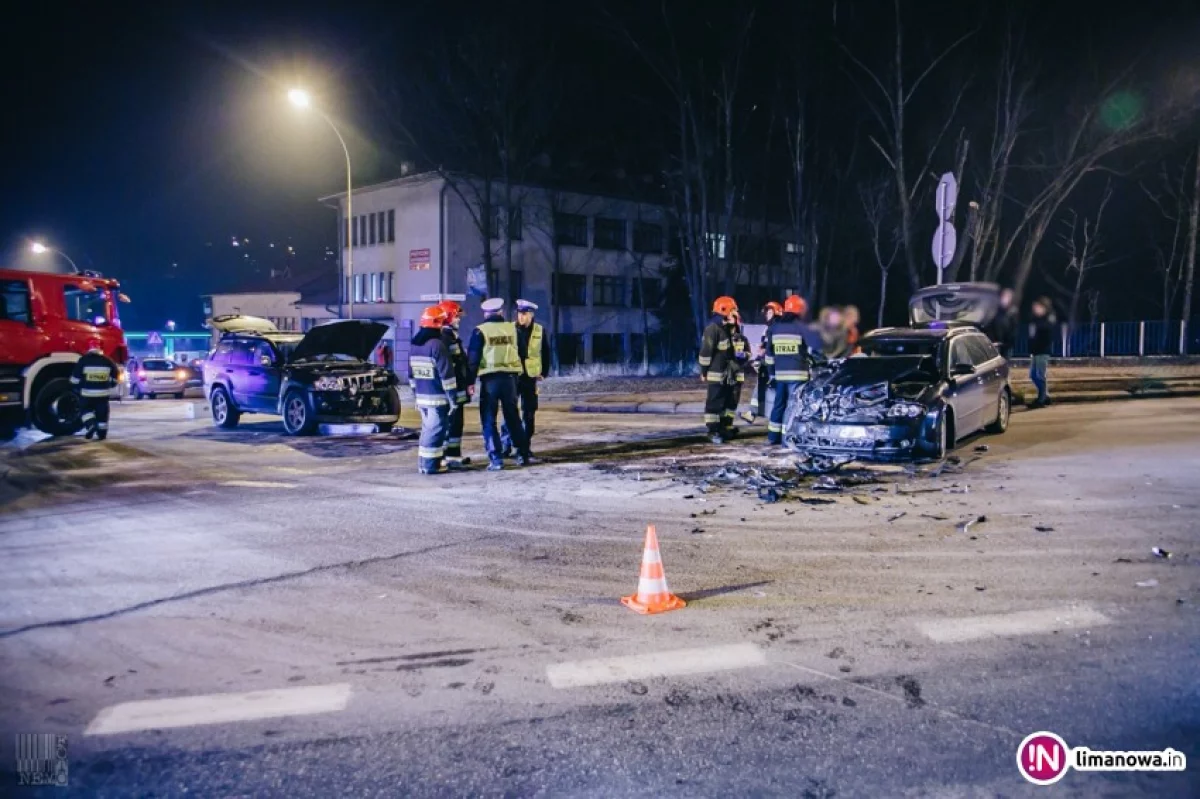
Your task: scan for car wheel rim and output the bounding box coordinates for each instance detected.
[286,399,305,430]
[51,393,81,425]
[213,393,227,422]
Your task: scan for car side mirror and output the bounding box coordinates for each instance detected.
[952,362,975,376]
[260,355,273,367]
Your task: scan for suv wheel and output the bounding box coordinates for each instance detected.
[210,386,240,429]
[282,389,317,436]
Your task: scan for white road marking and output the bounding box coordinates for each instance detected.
[546,643,767,689]
[220,480,297,489]
[915,606,1110,644]
[84,683,352,735]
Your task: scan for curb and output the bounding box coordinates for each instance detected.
[571,388,1200,414]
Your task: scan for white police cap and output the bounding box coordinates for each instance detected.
[515,299,538,312]
[481,297,505,313]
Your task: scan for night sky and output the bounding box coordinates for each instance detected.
[3,0,1198,331]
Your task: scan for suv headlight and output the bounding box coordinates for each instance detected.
[887,402,925,418]
[314,376,341,391]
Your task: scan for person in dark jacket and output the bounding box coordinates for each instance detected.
[467,297,532,470]
[742,301,782,424]
[986,288,1019,359]
[698,296,747,443]
[70,345,118,440]
[409,306,459,474]
[501,299,551,457]
[765,295,813,446]
[1028,296,1056,408]
[438,300,471,465]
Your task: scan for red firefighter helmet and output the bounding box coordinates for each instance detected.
[783,295,808,316]
[419,305,449,329]
[763,301,783,317]
[437,299,463,322]
[712,296,738,316]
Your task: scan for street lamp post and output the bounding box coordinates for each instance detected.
[289,88,354,320]
[30,241,80,272]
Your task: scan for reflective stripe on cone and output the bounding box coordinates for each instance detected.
[621,525,686,615]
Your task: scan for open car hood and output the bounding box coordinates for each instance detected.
[291,320,388,363]
[207,314,279,334]
[909,283,1000,327]
[822,355,937,388]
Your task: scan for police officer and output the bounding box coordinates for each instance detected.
[743,300,783,424]
[467,298,532,470]
[501,299,551,458]
[409,305,459,475]
[698,296,748,444]
[438,299,472,465]
[70,344,117,440]
[765,294,812,446]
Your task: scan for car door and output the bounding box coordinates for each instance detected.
[964,334,1004,430]
[225,339,259,409]
[250,340,283,411]
[945,337,984,434]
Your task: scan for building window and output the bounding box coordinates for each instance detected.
[593,217,627,251]
[631,277,663,309]
[508,205,523,241]
[555,333,583,367]
[387,209,396,243]
[351,215,359,248]
[707,232,727,260]
[554,213,588,247]
[593,275,625,307]
[385,271,394,302]
[633,222,664,254]
[592,333,624,364]
[369,213,377,246]
[487,205,501,240]
[353,274,364,303]
[359,216,367,248]
[369,272,380,302]
[553,273,587,306]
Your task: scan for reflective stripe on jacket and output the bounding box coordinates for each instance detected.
[409,330,457,407]
[70,353,116,397]
[519,323,547,378]
[766,314,812,383]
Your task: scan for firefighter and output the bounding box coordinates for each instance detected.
[765,294,812,446]
[698,296,748,444]
[70,344,117,440]
[409,305,459,475]
[501,299,551,458]
[743,300,783,424]
[467,297,532,470]
[438,299,472,465]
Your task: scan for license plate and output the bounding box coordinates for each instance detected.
[154,378,173,383]
[838,426,868,439]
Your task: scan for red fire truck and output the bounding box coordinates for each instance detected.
[0,268,129,436]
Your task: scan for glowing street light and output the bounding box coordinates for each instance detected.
[29,241,79,272]
[288,87,354,319]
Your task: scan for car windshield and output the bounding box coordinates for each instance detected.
[859,338,941,358]
[143,360,173,371]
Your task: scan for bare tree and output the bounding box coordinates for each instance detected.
[1184,139,1200,353]
[1054,182,1114,327]
[838,0,975,290]
[860,177,902,326]
[1141,159,1191,334]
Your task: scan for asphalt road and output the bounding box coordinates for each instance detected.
[1,397,1198,797]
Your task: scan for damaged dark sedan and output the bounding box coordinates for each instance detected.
[783,284,1011,461]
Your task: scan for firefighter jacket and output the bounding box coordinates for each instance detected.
[698,315,749,384]
[765,313,812,383]
[441,325,470,404]
[70,352,117,398]
[467,314,522,379]
[516,322,550,379]
[409,328,458,408]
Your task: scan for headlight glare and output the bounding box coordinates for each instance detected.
[887,402,925,418]
[314,376,341,391]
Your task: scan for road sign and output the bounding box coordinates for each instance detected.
[932,222,957,269]
[935,172,958,222]
[147,331,163,345]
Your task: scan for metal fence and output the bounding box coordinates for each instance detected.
[1008,319,1197,358]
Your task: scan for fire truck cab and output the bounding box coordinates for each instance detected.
[0,268,129,437]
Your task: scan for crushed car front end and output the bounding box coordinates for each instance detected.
[296,366,399,424]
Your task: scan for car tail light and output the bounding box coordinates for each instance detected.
[176,370,187,379]
[137,370,146,378]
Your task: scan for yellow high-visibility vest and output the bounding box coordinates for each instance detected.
[476,321,522,376]
[523,323,544,378]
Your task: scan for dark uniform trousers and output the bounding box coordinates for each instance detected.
[767,381,803,445]
[501,376,538,453]
[446,400,467,458]
[418,406,451,473]
[480,374,529,462]
[704,382,741,435]
[81,397,110,439]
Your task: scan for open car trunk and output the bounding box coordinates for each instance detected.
[207,315,280,335]
[909,282,1000,328]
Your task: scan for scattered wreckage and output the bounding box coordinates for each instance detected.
[783,283,1011,462]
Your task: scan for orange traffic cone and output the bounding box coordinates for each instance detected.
[621,525,686,614]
